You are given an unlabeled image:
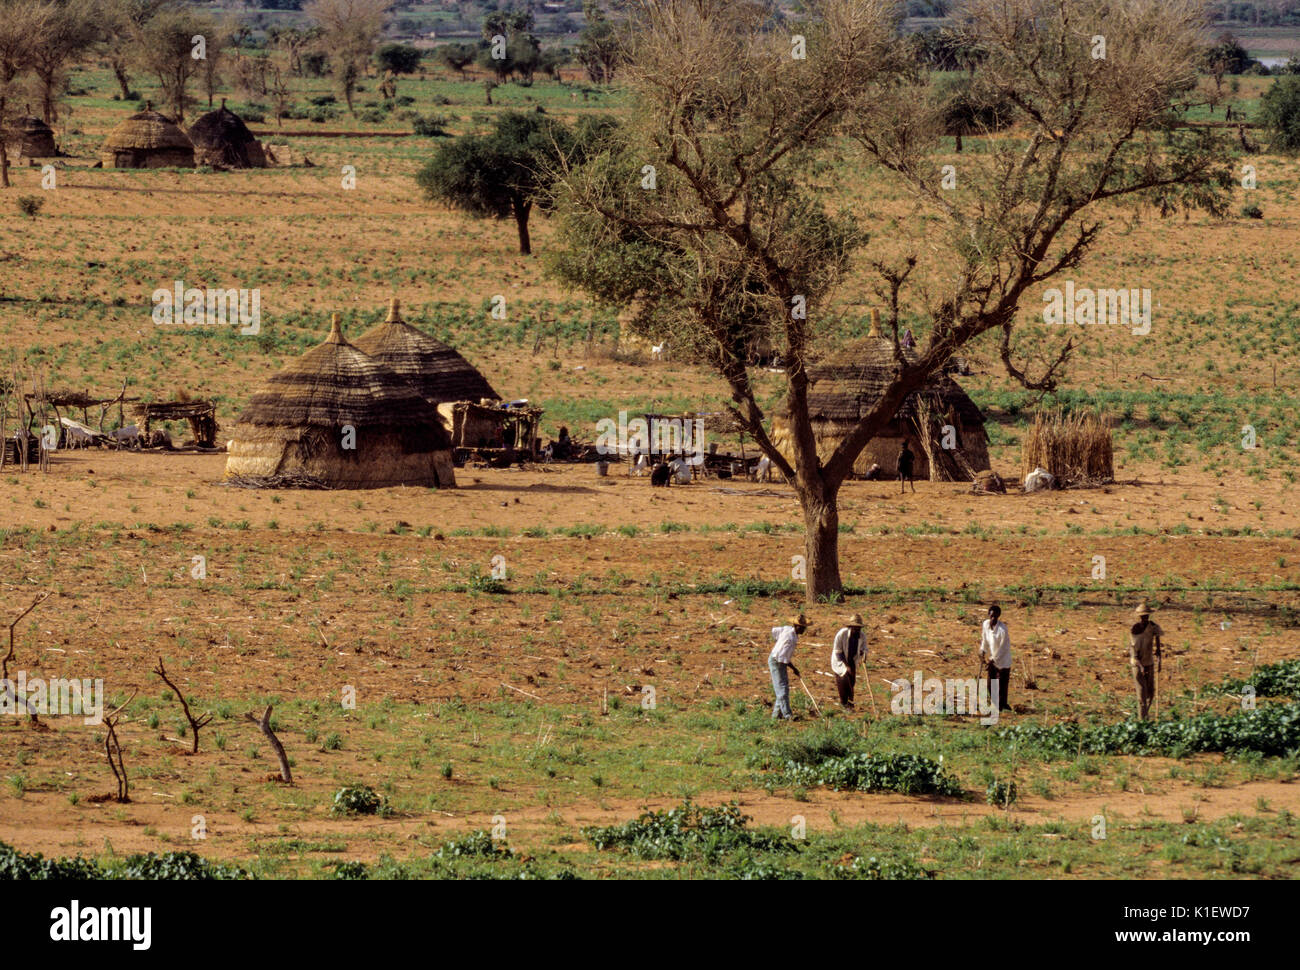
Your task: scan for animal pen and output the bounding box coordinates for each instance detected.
[126,401,220,449]
[439,400,543,463]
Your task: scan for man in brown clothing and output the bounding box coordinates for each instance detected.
[1129,602,1163,719]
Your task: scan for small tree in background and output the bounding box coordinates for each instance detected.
[577,0,621,84]
[437,42,477,80]
[375,42,422,76]
[304,0,388,116]
[134,6,214,121]
[1258,75,1300,152]
[416,112,610,255]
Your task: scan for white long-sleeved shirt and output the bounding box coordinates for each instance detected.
[980,619,1011,669]
[770,626,798,664]
[830,627,866,676]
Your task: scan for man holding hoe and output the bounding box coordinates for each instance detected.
[769,614,807,720]
[1129,602,1163,719]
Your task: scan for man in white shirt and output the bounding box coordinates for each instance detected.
[830,613,867,710]
[980,604,1012,712]
[769,613,806,720]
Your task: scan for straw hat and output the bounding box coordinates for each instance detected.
[1134,602,1153,617]
[788,613,808,629]
[845,613,864,627]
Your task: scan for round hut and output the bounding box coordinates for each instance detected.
[187,100,267,168]
[99,103,194,169]
[224,314,456,488]
[352,298,500,406]
[5,109,57,158]
[770,313,991,481]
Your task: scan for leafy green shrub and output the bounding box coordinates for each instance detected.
[16,196,43,218]
[1219,660,1300,700]
[435,831,511,859]
[833,854,934,880]
[358,107,387,123]
[1258,75,1300,153]
[1241,203,1263,219]
[777,753,965,797]
[0,841,99,879]
[986,779,1019,808]
[309,94,337,106]
[331,784,384,817]
[332,860,369,879]
[582,801,794,861]
[412,114,450,136]
[112,851,248,880]
[996,701,1300,758]
[238,104,267,123]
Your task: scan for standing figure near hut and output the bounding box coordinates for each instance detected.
[768,614,806,720]
[897,440,916,493]
[650,459,671,487]
[1129,603,1163,720]
[902,327,915,349]
[980,604,1012,712]
[830,613,867,710]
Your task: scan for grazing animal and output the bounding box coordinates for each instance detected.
[753,456,772,482]
[650,460,671,487]
[669,456,692,484]
[650,341,666,361]
[631,453,649,477]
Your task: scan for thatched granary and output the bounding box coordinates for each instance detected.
[224,315,456,488]
[187,101,267,168]
[771,316,991,481]
[5,111,56,158]
[99,104,194,169]
[352,298,500,408]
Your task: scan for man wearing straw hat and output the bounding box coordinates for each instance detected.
[768,613,807,720]
[1129,602,1163,719]
[830,614,867,710]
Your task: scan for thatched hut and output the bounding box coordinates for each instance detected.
[352,298,499,408]
[99,103,194,169]
[224,315,456,487]
[771,315,991,481]
[5,110,56,158]
[187,101,267,168]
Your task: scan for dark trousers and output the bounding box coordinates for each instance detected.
[986,661,1010,711]
[1134,664,1156,719]
[835,666,856,708]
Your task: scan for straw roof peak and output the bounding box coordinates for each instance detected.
[352,299,499,407]
[327,313,346,345]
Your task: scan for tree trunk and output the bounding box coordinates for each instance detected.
[113,62,132,100]
[0,141,9,189]
[514,199,532,255]
[799,480,842,604]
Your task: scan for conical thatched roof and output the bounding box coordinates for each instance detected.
[101,104,194,153]
[4,108,56,156]
[187,101,266,168]
[232,314,451,448]
[352,298,500,407]
[801,335,984,429]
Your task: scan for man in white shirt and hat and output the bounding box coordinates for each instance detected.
[830,613,867,710]
[768,613,806,720]
[980,604,1012,712]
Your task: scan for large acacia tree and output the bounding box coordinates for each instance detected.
[549,0,1232,603]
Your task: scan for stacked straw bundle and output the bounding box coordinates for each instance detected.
[1021,409,1113,485]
